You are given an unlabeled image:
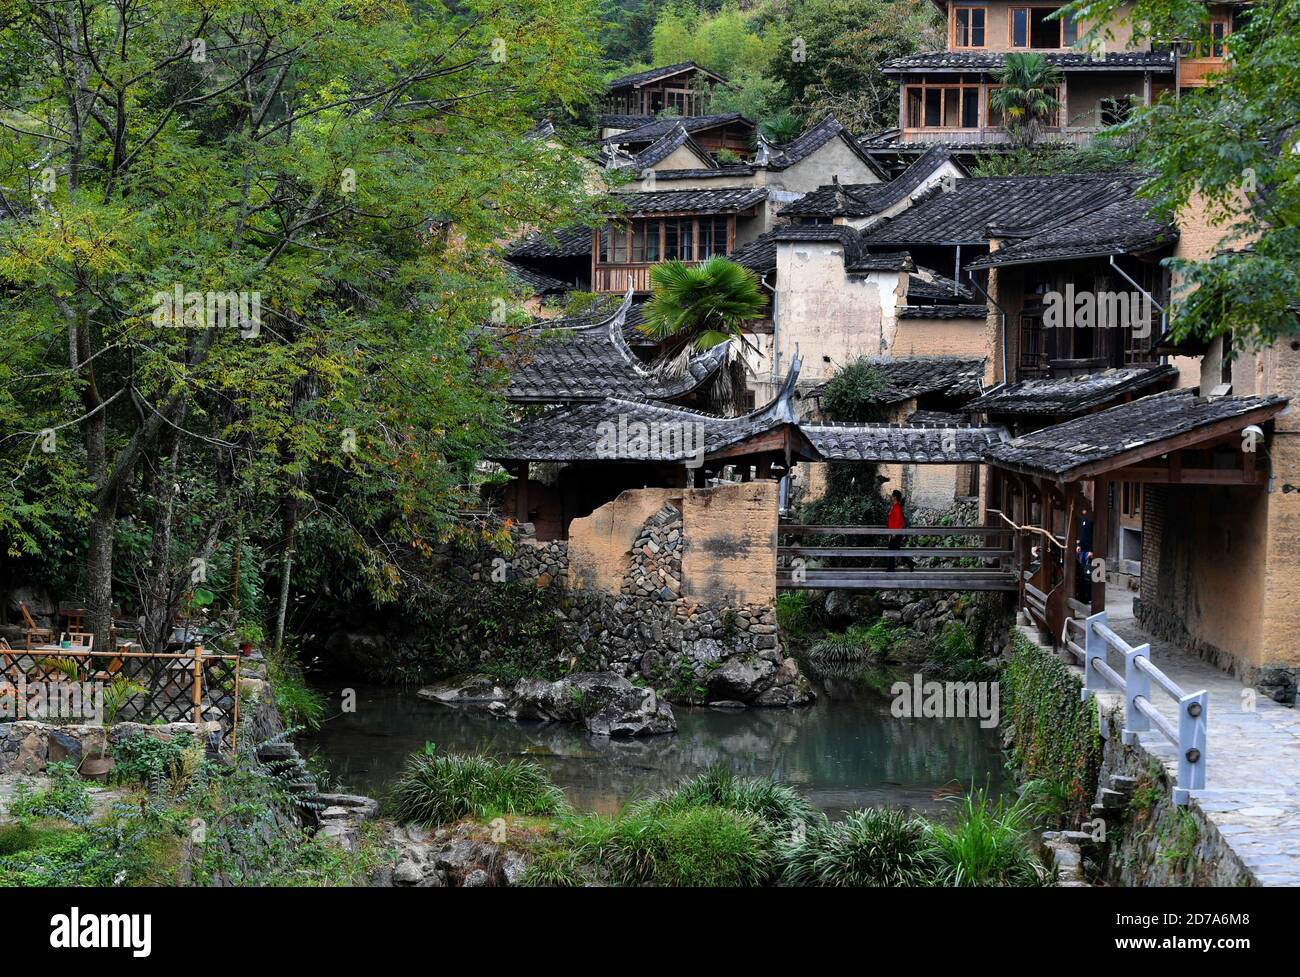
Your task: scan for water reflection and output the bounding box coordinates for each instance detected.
[303,662,1009,820]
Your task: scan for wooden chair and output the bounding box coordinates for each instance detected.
[60,631,94,651]
[0,638,22,683]
[19,603,53,649]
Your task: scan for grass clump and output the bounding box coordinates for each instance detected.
[635,766,825,838]
[593,805,775,887]
[775,591,814,638]
[810,618,909,663]
[925,620,998,682]
[782,808,940,886]
[929,787,1046,887]
[389,745,568,827]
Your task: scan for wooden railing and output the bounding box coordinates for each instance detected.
[1178,57,1226,87]
[1064,611,1208,805]
[0,644,244,749]
[777,524,1017,591]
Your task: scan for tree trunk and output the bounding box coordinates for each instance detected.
[273,501,297,657]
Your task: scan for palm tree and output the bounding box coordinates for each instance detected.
[640,256,767,415]
[988,53,1063,148]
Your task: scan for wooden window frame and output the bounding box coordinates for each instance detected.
[950,4,988,49]
[903,80,984,130]
[1009,5,1076,49]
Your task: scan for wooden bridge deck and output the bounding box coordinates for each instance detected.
[777,523,1018,592]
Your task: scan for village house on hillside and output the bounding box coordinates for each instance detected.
[494,43,1298,701]
[874,0,1243,158]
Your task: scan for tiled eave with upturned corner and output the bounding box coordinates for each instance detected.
[500,289,729,405]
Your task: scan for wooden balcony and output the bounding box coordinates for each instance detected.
[1178,57,1226,87]
[900,127,1099,146]
[593,263,657,293]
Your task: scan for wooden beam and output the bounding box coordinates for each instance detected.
[780,524,1010,536]
[1110,464,1267,485]
[779,547,1014,558]
[1091,475,1109,613]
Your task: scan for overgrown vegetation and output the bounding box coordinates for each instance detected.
[0,732,386,887]
[1002,631,1103,821]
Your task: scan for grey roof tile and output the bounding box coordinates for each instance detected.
[862,172,1144,247]
[780,146,961,218]
[611,187,768,215]
[809,356,985,404]
[606,62,725,91]
[502,291,728,403]
[897,303,987,319]
[496,355,810,462]
[965,365,1179,416]
[599,113,753,147]
[506,224,593,259]
[804,421,1007,463]
[882,51,1174,73]
[985,389,1289,479]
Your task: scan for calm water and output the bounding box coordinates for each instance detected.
[302,662,1009,819]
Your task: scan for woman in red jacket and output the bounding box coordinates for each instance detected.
[886,490,911,570]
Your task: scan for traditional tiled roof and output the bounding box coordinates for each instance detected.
[775,224,867,262]
[599,113,753,147]
[610,187,768,216]
[503,291,729,403]
[727,229,781,274]
[599,114,656,130]
[605,125,717,171]
[506,224,593,259]
[805,421,1007,463]
[985,389,1288,479]
[652,165,758,181]
[606,62,726,91]
[810,356,985,404]
[507,262,571,296]
[861,172,1143,247]
[897,304,987,319]
[780,146,960,218]
[882,51,1174,74]
[964,365,1179,416]
[906,265,973,300]
[964,191,1177,268]
[848,250,912,273]
[754,116,887,177]
[496,355,813,462]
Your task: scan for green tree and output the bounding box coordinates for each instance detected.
[771,0,941,131]
[641,257,766,368]
[1059,0,1300,348]
[987,53,1064,148]
[0,0,605,649]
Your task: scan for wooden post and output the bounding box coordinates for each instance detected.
[757,456,772,480]
[1091,476,1109,613]
[1061,484,1079,616]
[192,643,204,727]
[230,656,240,754]
[515,462,529,526]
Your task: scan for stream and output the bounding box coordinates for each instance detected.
[302,660,1010,819]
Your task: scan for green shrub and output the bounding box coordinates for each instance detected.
[518,845,590,887]
[0,822,74,857]
[111,732,195,788]
[388,747,568,827]
[599,805,775,887]
[925,620,998,682]
[929,787,1045,886]
[634,767,824,838]
[267,652,327,730]
[775,592,813,638]
[10,762,92,823]
[782,808,941,886]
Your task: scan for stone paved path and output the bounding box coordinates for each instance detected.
[1104,586,1300,886]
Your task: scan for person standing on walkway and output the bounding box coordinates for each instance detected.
[886,489,911,571]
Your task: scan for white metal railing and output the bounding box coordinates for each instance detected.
[1064,611,1208,805]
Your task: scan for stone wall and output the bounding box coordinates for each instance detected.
[463,485,811,707]
[0,720,223,775]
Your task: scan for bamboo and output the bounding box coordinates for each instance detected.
[192,643,203,727]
